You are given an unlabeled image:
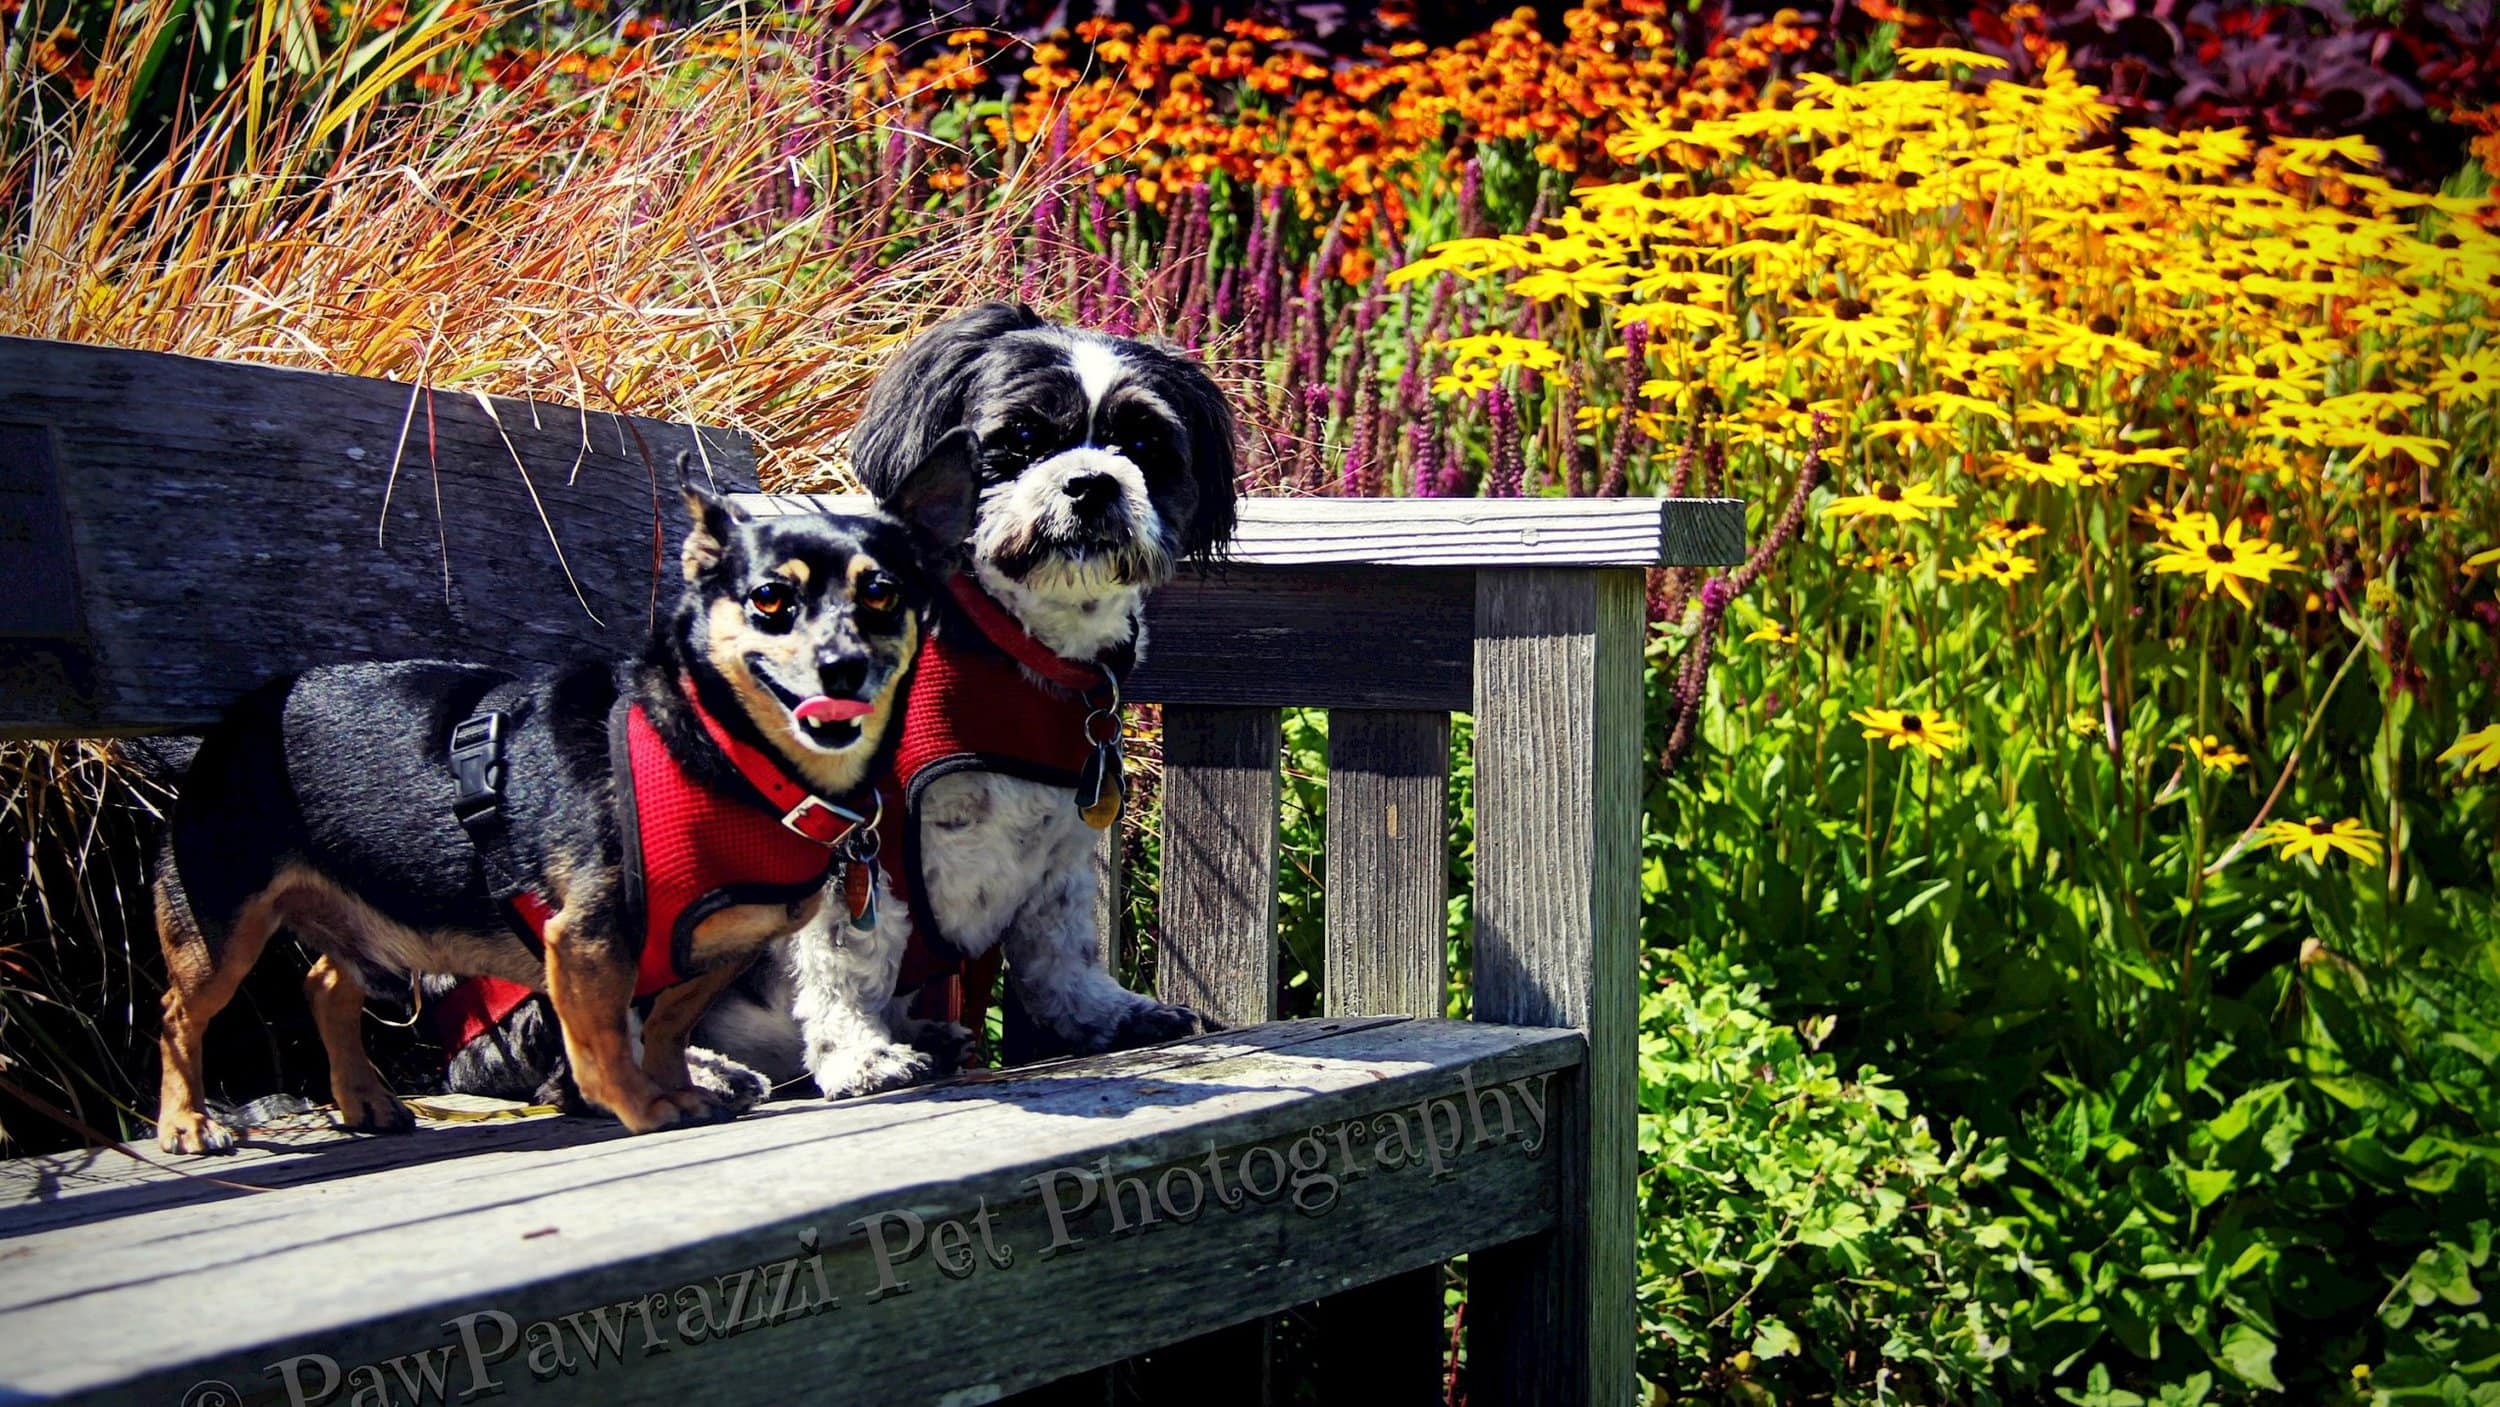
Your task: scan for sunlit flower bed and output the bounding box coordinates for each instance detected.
[1371,44,2500,1402]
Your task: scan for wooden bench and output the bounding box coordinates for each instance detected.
[0,339,1745,1405]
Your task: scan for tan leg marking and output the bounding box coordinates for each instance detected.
[544,922,730,1134]
[304,956,413,1134]
[155,878,278,1156]
[640,957,753,1090]
[686,893,820,967]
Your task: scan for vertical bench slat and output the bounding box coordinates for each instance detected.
[1308,707,1453,1400]
[1465,569,1643,1407]
[1155,704,1284,1028]
[1322,708,1452,1018]
[1144,703,1284,1407]
[1093,822,1124,976]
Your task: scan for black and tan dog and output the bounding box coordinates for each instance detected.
[152,441,975,1152]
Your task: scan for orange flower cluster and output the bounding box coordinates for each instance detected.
[882,3,1817,217]
[30,19,94,100]
[2456,105,2500,187]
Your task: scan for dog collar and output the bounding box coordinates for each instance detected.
[946,576,1118,696]
[680,673,875,846]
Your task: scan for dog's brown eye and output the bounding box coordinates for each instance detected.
[748,581,794,618]
[857,574,899,616]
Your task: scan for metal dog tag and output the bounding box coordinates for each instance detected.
[1075,740,1124,830]
[843,858,877,931]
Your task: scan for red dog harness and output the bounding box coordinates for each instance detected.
[438,584,1125,1066]
[882,576,1126,1034]
[438,682,875,1052]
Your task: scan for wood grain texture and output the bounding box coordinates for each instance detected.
[1129,566,1475,711]
[0,338,756,737]
[1156,706,1282,1030]
[752,493,1745,569]
[1322,710,1451,1022]
[1466,569,1644,1407]
[0,1019,1581,1407]
[1093,819,1123,978]
[3,1021,1400,1229]
[1135,699,1285,1407]
[1309,709,1455,1401]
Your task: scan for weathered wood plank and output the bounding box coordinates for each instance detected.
[1155,706,1282,1030]
[1093,813,1123,980]
[1129,566,1475,711]
[2,1020,1405,1237]
[746,511,1484,707]
[999,1371,1114,1407]
[0,1019,1580,1407]
[1146,705,1287,1407]
[1322,710,1450,1021]
[752,493,1745,569]
[1224,496,1743,568]
[0,338,756,737]
[1311,708,1454,1400]
[1466,569,1644,1407]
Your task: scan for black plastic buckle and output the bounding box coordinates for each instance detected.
[448,711,506,821]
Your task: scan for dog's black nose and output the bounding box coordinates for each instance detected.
[817,656,869,699]
[1064,473,1119,514]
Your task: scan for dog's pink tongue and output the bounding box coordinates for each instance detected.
[794,696,873,724]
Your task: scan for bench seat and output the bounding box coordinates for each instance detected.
[0,1018,1579,1407]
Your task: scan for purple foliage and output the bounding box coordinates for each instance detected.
[1484,385,1525,498]
[1344,361,1382,497]
[1599,321,1651,498]
[1930,0,2496,184]
[1409,416,1440,498]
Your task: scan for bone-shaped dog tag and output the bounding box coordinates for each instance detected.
[1076,740,1125,830]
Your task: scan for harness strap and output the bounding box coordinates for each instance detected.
[946,576,1121,695]
[681,673,871,845]
[447,694,547,954]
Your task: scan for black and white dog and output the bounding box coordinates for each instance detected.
[439,304,1239,1103]
[830,301,1240,1056]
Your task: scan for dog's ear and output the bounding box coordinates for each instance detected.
[880,427,980,578]
[681,484,745,582]
[850,303,1044,496]
[1157,352,1240,564]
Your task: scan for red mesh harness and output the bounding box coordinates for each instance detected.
[439,585,1123,1067]
[881,576,1123,1036]
[437,683,874,1055]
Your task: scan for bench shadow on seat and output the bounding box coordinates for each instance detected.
[0,1049,1314,1241]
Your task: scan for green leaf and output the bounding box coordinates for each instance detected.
[2216,1322,2284,1391]
[2182,1166,2238,1209]
[2411,1244,2484,1308]
[1750,1317,1801,1361]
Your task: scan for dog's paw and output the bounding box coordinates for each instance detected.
[1106,1001,1207,1051]
[897,1019,978,1076]
[811,1041,937,1099]
[158,1111,238,1156]
[620,1085,740,1134]
[335,1085,415,1135]
[686,1048,771,1111]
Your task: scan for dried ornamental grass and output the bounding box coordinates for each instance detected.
[0,0,1081,1143]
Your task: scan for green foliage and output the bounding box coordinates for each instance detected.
[1649,566,2500,1403]
[1251,617,2498,1405]
[1636,947,2027,1402]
